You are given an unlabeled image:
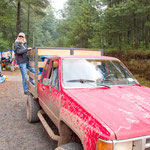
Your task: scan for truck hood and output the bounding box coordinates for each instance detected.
[64,85,150,140]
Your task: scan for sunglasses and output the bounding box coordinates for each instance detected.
[19,36,24,38]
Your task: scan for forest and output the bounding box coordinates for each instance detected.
[1,0,150,51]
[1,0,150,86]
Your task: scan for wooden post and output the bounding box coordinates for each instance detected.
[35,47,38,95]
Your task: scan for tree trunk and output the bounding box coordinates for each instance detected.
[27,4,30,45]
[133,13,139,49]
[145,28,149,49]
[145,16,149,49]
[16,1,21,36]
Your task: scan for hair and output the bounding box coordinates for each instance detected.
[16,36,27,43]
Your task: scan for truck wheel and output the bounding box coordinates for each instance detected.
[55,143,83,150]
[26,94,40,123]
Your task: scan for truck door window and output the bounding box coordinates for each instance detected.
[48,61,59,90]
[41,59,50,83]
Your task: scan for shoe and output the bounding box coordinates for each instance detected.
[24,91,30,95]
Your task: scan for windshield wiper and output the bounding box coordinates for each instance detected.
[97,84,110,88]
[67,79,95,83]
[67,79,110,88]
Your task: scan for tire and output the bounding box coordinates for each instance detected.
[55,143,83,150]
[26,94,40,123]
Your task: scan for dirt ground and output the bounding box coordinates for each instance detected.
[0,69,57,150]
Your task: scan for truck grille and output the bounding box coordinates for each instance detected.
[145,138,150,150]
[146,139,150,144]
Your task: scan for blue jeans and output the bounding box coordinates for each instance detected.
[19,63,29,92]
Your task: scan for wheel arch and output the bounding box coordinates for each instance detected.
[58,119,84,149]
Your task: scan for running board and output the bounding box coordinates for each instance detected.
[37,110,60,141]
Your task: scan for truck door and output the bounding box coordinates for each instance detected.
[40,59,61,126]
[38,59,51,105]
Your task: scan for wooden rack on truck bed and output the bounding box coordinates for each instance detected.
[27,47,103,99]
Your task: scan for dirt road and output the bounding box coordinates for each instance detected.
[0,70,57,150]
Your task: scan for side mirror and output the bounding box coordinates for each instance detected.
[43,78,51,86]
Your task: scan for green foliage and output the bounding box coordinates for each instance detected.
[0,1,16,50]
[0,33,10,51]
[55,0,99,48]
[0,0,51,50]
[1,0,150,51]
[96,0,150,50]
[32,6,58,47]
[54,0,150,50]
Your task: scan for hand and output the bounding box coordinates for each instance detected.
[28,47,32,51]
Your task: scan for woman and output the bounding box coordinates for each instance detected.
[14,32,31,95]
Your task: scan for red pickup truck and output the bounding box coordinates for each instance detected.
[27,48,150,150]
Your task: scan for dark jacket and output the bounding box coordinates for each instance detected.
[14,41,29,64]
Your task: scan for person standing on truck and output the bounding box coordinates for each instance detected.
[14,32,31,95]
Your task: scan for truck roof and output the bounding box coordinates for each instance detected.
[49,55,120,61]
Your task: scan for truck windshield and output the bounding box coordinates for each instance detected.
[62,58,138,88]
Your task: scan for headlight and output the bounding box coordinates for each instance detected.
[114,142,132,150]
[97,136,150,150]
[97,139,133,150]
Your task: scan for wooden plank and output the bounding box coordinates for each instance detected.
[28,70,41,80]
[38,62,46,68]
[28,81,38,98]
[29,61,46,68]
[74,50,101,56]
[38,49,70,56]
[29,48,102,56]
